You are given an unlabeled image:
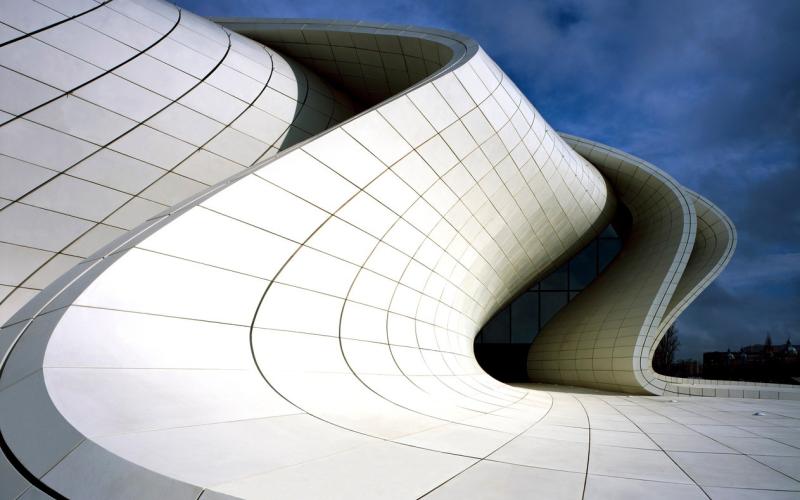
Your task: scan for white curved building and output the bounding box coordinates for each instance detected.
[1,1,799,498]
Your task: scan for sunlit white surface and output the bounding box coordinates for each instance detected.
[1,1,798,499]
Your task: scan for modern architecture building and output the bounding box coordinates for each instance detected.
[1,1,799,498]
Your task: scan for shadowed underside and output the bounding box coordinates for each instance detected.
[1,1,798,499]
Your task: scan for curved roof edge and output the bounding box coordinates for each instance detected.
[528,133,696,394]
[532,133,798,399]
[215,17,478,109]
[0,13,613,498]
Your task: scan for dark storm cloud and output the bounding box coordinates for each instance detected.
[175,0,800,359]
[736,164,800,252]
[678,280,800,360]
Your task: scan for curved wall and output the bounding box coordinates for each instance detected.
[527,136,795,399]
[527,135,697,394]
[0,1,613,497]
[3,2,796,499]
[0,0,356,325]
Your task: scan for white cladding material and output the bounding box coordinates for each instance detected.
[1,1,797,499]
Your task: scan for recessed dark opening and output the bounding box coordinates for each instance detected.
[474,203,631,382]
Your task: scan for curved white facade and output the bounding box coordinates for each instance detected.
[0,0,357,326]
[1,1,799,499]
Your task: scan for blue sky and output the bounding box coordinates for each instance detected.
[175,0,799,361]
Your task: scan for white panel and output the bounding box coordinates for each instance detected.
[343,111,411,166]
[256,150,356,213]
[0,156,56,199]
[35,19,137,70]
[109,125,195,170]
[306,216,377,266]
[139,207,298,279]
[105,197,167,230]
[64,224,127,258]
[148,37,217,79]
[0,37,102,90]
[0,66,61,115]
[408,83,457,131]
[205,127,268,165]
[23,175,130,221]
[75,73,171,123]
[378,95,435,148]
[202,176,328,242]
[278,246,359,298]
[336,191,398,238]
[433,72,476,117]
[140,173,207,206]
[0,203,92,252]
[206,64,263,103]
[0,14,752,500]
[75,248,268,325]
[114,55,198,101]
[348,269,397,310]
[80,4,164,51]
[340,301,388,343]
[302,128,385,188]
[147,103,225,147]
[365,242,410,282]
[0,119,97,171]
[254,283,344,336]
[174,150,243,185]
[441,120,478,160]
[417,135,458,176]
[231,107,290,146]
[0,242,52,286]
[0,0,64,33]
[70,149,165,194]
[365,170,418,215]
[391,151,438,194]
[22,254,83,289]
[178,82,249,124]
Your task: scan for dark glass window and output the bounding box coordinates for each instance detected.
[569,241,597,290]
[473,208,628,382]
[511,292,538,343]
[600,224,619,238]
[599,239,622,272]
[481,307,510,343]
[540,262,568,290]
[540,291,569,326]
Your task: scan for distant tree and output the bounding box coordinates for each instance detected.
[765,333,774,353]
[653,325,680,374]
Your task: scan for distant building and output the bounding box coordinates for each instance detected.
[670,359,703,378]
[703,340,800,383]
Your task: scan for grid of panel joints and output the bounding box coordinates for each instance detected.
[528,138,694,393]
[232,23,455,106]
[38,42,622,434]
[0,0,354,324]
[0,23,612,470]
[659,195,733,338]
[214,50,534,361]
[654,196,745,396]
[599,148,697,392]
[420,393,800,498]
[0,44,596,488]
[585,394,800,496]
[0,11,612,468]
[334,56,592,340]
[4,17,744,498]
[217,45,612,414]
[0,7,792,500]
[476,224,623,346]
